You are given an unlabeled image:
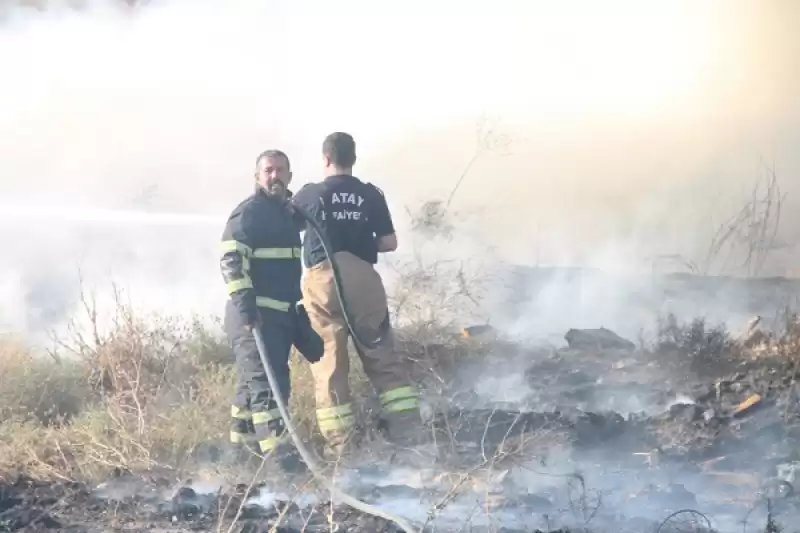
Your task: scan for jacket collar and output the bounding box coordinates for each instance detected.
[324,174,357,184]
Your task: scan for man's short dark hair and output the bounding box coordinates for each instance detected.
[322,132,356,169]
[256,149,290,170]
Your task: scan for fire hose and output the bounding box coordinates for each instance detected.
[251,202,418,533]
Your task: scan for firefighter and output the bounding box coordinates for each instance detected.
[291,132,421,456]
[220,149,322,469]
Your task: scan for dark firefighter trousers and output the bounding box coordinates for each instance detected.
[224,302,295,455]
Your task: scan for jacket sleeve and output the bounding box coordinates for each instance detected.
[367,183,395,237]
[220,205,259,325]
[290,183,324,232]
[288,184,314,232]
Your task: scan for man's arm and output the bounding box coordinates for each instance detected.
[369,184,398,253]
[289,183,322,232]
[220,206,259,327]
[377,233,397,252]
[285,188,306,231]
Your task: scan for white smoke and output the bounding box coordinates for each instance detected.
[2,0,800,345]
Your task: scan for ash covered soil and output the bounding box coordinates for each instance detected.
[4,318,800,532]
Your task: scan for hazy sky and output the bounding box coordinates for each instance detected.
[1,0,799,335]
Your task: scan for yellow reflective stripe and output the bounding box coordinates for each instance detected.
[317,404,353,418]
[230,431,256,444]
[226,277,253,294]
[316,404,355,432]
[231,406,252,420]
[383,398,419,414]
[379,386,417,404]
[255,296,291,312]
[221,240,252,256]
[318,417,355,432]
[380,386,420,414]
[252,247,301,259]
[252,409,282,425]
[258,436,280,452]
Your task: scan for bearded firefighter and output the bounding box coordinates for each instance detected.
[219,149,322,470]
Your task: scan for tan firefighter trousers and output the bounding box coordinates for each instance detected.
[301,251,420,448]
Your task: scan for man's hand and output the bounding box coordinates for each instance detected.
[294,301,323,363]
[376,233,398,252]
[245,312,262,331]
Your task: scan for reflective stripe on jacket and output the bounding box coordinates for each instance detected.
[220,188,302,322]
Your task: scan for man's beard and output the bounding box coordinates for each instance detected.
[265,180,286,198]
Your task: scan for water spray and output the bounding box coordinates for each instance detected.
[252,203,417,533]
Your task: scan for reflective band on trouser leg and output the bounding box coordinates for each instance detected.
[252,409,282,425]
[379,386,420,414]
[316,403,355,436]
[257,435,281,453]
[230,405,255,444]
[231,405,252,420]
[255,296,291,312]
[252,408,284,453]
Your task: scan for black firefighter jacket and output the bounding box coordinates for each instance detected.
[219,187,322,363]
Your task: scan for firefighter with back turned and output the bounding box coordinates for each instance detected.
[291,132,422,458]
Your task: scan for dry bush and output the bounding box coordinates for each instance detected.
[0,288,237,482]
[59,363,233,480]
[654,312,738,374]
[0,337,90,427]
[701,160,785,277]
[0,271,470,483]
[388,254,489,343]
[389,199,493,343]
[406,116,510,241]
[742,307,800,360]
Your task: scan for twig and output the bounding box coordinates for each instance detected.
[221,453,270,533]
[444,116,511,210]
[655,509,713,533]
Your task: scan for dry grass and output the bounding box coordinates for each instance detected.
[653,312,739,375]
[0,276,487,485]
[0,297,238,482]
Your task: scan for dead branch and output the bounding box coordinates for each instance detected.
[702,160,786,277]
[445,115,512,210]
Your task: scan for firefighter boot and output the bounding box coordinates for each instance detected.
[383,409,424,448]
[273,438,307,474]
[321,426,362,465]
[383,411,437,469]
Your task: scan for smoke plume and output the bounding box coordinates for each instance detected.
[2,0,800,341]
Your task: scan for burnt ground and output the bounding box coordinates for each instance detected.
[0,474,405,533]
[4,326,800,532]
